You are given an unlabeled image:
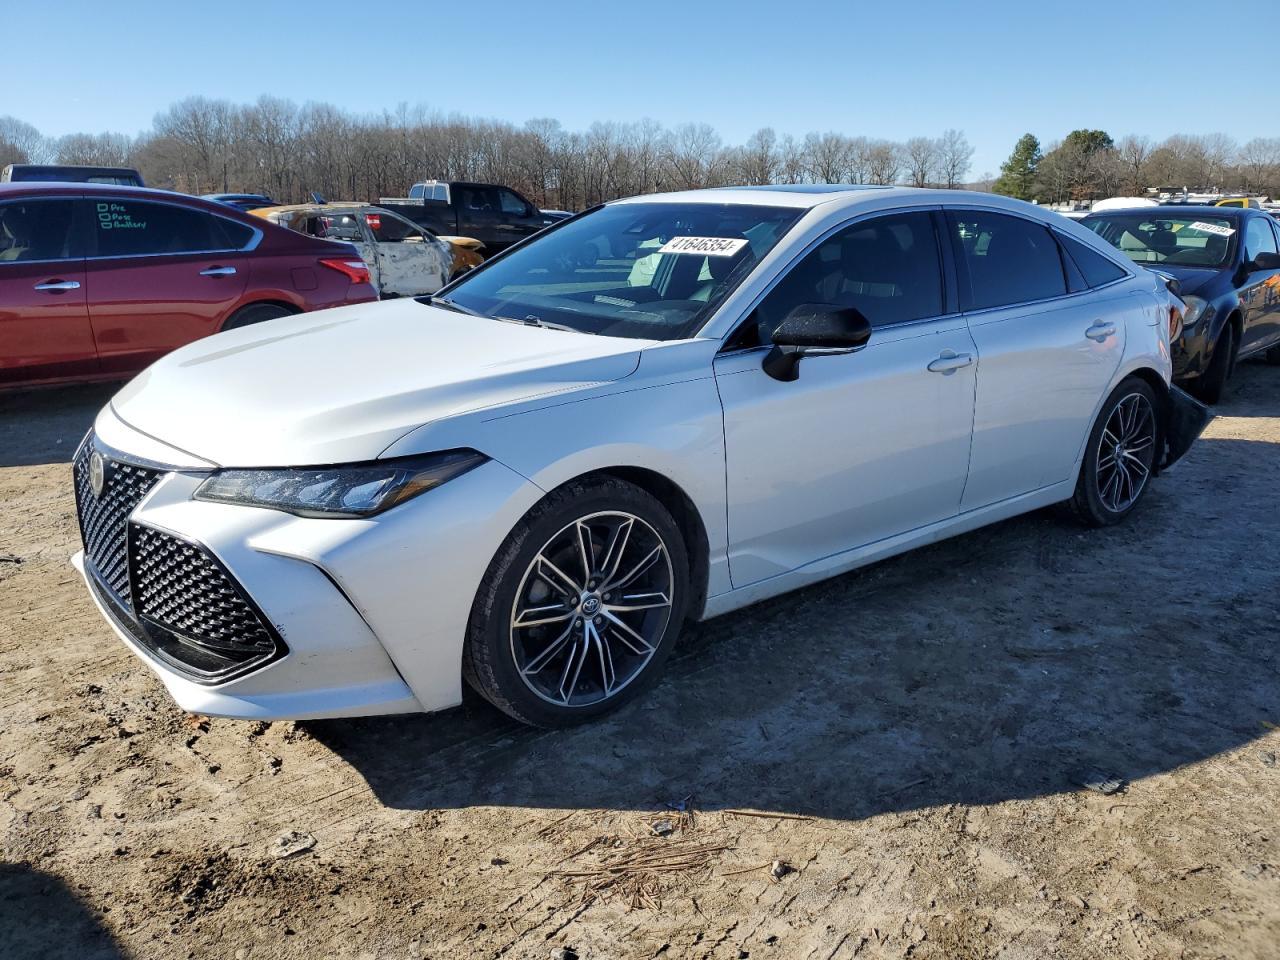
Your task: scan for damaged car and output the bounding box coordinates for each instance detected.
[252,202,476,297]
[1082,205,1280,402]
[72,186,1206,728]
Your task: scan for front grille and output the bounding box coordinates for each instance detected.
[74,438,162,607]
[128,523,282,677]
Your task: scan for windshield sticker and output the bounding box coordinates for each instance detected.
[658,236,749,257]
[1188,221,1235,237]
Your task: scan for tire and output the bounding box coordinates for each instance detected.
[463,477,690,727]
[221,302,294,331]
[1068,377,1160,528]
[1192,322,1236,404]
[1266,344,1280,366]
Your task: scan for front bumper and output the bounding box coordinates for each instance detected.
[74,410,545,720]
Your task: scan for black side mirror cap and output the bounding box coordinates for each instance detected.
[1252,251,1280,271]
[762,304,872,381]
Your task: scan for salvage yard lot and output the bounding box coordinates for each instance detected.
[2,367,1279,960]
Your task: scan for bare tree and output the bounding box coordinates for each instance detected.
[904,136,939,188]
[938,129,973,188]
[1115,134,1152,195]
[865,140,901,185]
[0,115,48,166]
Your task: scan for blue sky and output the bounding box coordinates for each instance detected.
[3,0,1274,178]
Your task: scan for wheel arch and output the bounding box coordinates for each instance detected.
[532,466,711,621]
[217,297,303,332]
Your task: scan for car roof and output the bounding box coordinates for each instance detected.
[609,185,1071,216]
[1084,204,1250,219]
[257,201,377,216]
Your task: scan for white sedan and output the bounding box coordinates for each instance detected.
[73,186,1203,727]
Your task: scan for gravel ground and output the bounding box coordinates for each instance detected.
[2,365,1278,960]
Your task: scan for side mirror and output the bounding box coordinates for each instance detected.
[762,304,872,382]
[1251,251,1280,271]
[1164,276,1182,298]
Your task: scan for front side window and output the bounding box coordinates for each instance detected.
[304,213,364,243]
[1244,216,1278,262]
[89,200,245,258]
[949,211,1067,310]
[1084,214,1237,269]
[499,189,529,216]
[745,211,944,345]
[0,198,80,263]
[440,202,803,341]
[366,210,424,243]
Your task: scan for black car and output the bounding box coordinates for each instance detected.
[1,163,144,187]
[201,192,280,211]
[1082,206,1280,402]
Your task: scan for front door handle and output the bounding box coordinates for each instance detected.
[927,351,975,374]
[1085,321,1117,342]
[33,280,81,292]
[199,266,237,277]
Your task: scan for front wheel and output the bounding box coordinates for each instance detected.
[1068,378,1160,527]
[1192,323,1235,404]
[464,477,689,727]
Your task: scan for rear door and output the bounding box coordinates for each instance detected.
[453,185,506,249]
[947,210,1128,509]
[82,197,251,375]
[0,196,96,384]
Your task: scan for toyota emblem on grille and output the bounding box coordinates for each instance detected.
[88,451,106,499]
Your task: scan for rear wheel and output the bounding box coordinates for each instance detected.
[1193,322,1236,404]
[464,477,689,727]
[1068,378,1160,527]
[221,302,294,331]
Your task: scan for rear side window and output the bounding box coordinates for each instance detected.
[1059,234,1128,288]
[90,200,240,258]
[0,198,81,263]
[949,211,1067,310]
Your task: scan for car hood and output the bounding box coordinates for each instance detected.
[111,299,651,467]
[1140,264,1222,298]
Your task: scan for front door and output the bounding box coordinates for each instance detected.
[83,197,249,375]
[715,210,977,588]
[1238,214,1280,354]
[944,210,1127,509]
[362,209,451,297]
[0,196,96,384]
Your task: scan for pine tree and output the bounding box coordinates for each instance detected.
[993,134,1042,200]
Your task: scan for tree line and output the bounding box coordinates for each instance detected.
[992,130,1280,203]
[0,98,975,209]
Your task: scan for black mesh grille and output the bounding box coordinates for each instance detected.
[128,524,278,659]
[74,438,162,606]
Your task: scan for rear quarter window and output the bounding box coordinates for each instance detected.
[1059,234,1128,288]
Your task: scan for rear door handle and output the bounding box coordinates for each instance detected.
[199,266,237,277]
[33,280,81,292]
[1085,321,1117,342]
[927,351,974,374]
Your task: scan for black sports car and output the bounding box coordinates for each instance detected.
[1083,206,1280,402]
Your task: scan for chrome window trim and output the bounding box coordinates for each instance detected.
[83,196,263,261]
[716,203,960,351]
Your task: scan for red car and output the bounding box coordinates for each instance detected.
[0,183,377,387]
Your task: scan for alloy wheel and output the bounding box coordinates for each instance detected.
[1096,392,1156,513]
[509,511,674,707]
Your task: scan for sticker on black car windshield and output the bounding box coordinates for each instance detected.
[1188,221,1235,237]
[658,236,749,256]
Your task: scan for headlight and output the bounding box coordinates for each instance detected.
[193,450,488,518]
[1180,295,1209,329]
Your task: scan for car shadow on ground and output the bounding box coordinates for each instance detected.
[307,399,1280,820]
[0,383,117,467]
[0,862,126,960]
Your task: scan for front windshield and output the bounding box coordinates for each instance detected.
[1084,214,1237,269]
[437,202,804,340]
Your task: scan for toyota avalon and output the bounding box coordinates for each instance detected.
[73,186,1204,727]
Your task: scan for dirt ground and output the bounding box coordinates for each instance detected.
[2,364,1279,960]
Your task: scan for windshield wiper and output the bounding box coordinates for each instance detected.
[427,295,485,318]
[495,315,581,334]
